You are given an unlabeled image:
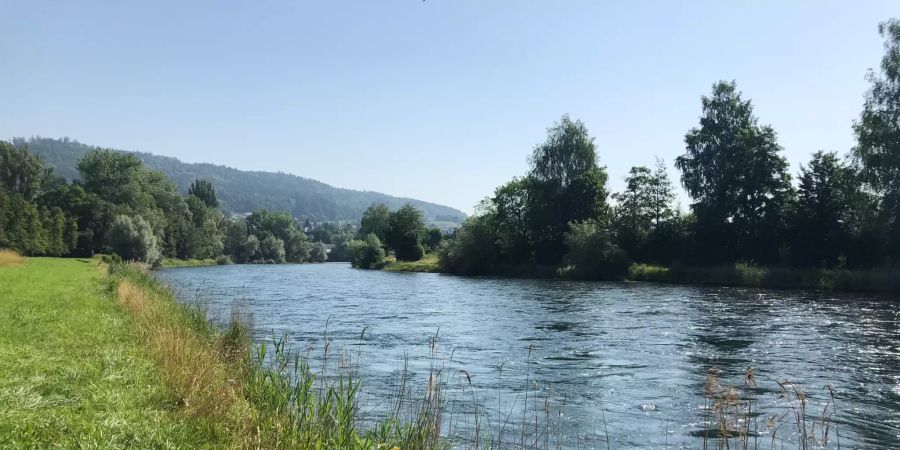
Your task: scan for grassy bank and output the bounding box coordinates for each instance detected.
[0,255,443,449]
[160,257,221,268]
[0,256,232,447]
[382,253,441,273]
[628,262,900,293]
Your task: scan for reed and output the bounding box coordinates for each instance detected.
[0,249,24,267]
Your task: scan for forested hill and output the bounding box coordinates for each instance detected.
[18,137,465,224]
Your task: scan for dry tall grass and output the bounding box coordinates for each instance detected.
[0,249,25,267]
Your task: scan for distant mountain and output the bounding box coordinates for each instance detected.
[18,137,466,224]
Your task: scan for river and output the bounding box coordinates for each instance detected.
[157,263,900,448]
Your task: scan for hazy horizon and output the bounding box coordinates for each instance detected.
[2,1,897,213]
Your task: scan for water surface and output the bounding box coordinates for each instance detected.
[158,263,900,448]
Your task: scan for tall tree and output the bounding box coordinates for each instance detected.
[387,203,426,261]
[0,141,48,200]
[853,18,900,259]
[527,115,610,264]
[359,203,391,244]
[796,151,874,266]
[188,179,218,208]
[676,81,794,263]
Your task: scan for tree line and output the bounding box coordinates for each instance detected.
[0,144,330,265]
[438,19,900,279]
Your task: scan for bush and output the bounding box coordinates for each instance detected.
[349,234,385,269]
[438,215,497,275]
[309,242,328,263]
[107,215,162,266]
[561,219,629,280]
[215,255,232,265]
[259,234,286,264]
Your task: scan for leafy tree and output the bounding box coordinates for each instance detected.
[349,233,385,269]
[796,151,877,266]
[854,18,900,260]
[309,242,328,263]
[425,227,443,251]
[647,158,677,228]
[107,214,162,265]
[259,234,286,263]
[676,81,794,263]
[562,219,629,280]
[188,179,218,208]
[527,115,610,263]
[387,204,426,261]
[438,213,498,275]
[359,203,391,243]
[1,141,48,200]
[612,166,654,257]
[492,177,532,262]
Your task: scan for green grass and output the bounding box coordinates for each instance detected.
[381,253,440,273]
[628,262,900,292]
[0,257,229,448]
[159,257,219,268]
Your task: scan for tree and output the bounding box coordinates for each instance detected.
[425,227,443,251]
[796,151,876,266]
[527,115,611,263]
[647,158,677,228]
[188,179,218,208]
[612,166,653,257]
[107,214,162,265]
[387,204,426,261]
[359,203,391,244]
[349,233,385,269]
[676,81,794,263]
[259,234,286,263]
[309,242,328,263]
[438,214,498,275]
[562,219,629,280]
[492,177,532,262]
[853,19,900,259]
[0,141,48,200]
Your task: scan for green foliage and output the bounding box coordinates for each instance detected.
[562,219,629,280]
[259,234,286,264]
[24,136,465,223]
[309,242,328,263]
[528,115,611,264]
[107,214,162,266]
[425,227,443,251]
[676,81,794,263]
[359,203,391,244]
[854,18,900,259]
[349,234,385,269]
[188,179,218,208]
[438,214,497,275]
[0,141,48,200]
[387,204,426,261]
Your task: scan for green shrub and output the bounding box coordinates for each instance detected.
[349,234,384,269]
[107,214,162,266]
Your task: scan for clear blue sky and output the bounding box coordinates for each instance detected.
[1,1,896,213]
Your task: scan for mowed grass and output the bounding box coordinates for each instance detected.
[0,257,229,448]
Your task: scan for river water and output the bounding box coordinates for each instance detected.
[157,263,900,448]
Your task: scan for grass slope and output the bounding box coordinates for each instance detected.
[0,257,225,448]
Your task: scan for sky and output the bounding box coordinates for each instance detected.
[1,1,897,214]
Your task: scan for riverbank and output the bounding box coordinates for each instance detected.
[381,253,441,272]
[160,257,221,268]
[628,263,900,293]
[0,257,233,447]
[378,254,900,293]
[0,255,442,449]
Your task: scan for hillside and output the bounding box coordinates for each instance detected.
[17,137,465,223]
